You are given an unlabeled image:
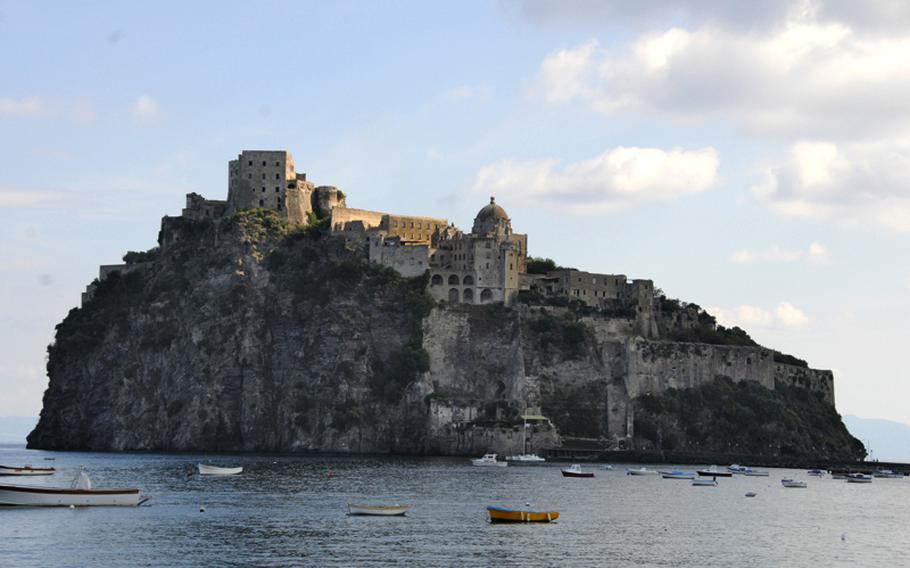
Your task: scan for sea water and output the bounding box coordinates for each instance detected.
[1,444,907,566]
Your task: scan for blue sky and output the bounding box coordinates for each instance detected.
[2,0,909,426]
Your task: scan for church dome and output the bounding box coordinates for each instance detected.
[475,197,509,223]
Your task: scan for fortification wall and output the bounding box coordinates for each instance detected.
[624,339,776,398]
[330,207,385,232]
[369,239,430,278]
[774,364,835,405]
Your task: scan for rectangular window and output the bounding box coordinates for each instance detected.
[275,161,280,166]
[262,161,266,166]
[248,173,252,179]
[248,160,252,166]
[262,187,266,193]
[275,187,279,192]
[276,173,280,180]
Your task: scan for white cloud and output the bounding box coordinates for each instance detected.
[730,242,829,264]
[0,98,43,117]
[532,20,910,138]
[133,95,161,120]
[752,140,910,232]
[507,0,910,36]
[444,85,492,102]
[0,188,64,207]
[468,146,718,214]
[709,302,809,329]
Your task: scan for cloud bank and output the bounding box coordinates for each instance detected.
[709,302,809,329]
[468,146,718,214]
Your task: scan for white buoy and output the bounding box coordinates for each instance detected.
[200,504,205,513]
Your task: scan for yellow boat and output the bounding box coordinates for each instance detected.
[487,506,559,523]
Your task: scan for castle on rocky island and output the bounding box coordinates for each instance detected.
[104,150,652,319]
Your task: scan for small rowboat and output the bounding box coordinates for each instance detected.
[692,478,717,487]
[197,464,243,475]
[0,469,142,507]
[0,483,142,507]
[781,479,807,488]
[561,464,594,478]
[0,465,56,476]
[742,470,770,477]
[487,506,559,523]
[348,503,410,516]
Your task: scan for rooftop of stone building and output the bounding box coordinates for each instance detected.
[475,196,509,222]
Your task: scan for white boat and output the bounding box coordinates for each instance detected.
[197,464,243,475]
[471,453,507,467]
[781,479,807,488]
[728,464,748,473]
[660,470,696,480]
[807,469,826,477]
[506,454,546,464]
[506,418,546,463]
[626,467,659,476]
[0,464,56,476]
[742,470,770,477]
[348,503,410,516]
[599,464,615,471]
[872,469,903,479]
[696,466,733,477]
[692,478,717,486]
[561,464,594,478]
[846,473,873,483]
[0,468,141,507]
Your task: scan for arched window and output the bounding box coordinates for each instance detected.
[480,289,493,303]
[448,288,459,303]
[463,275,474,285]
[463,288,474,302]
[448,274,459,285]
[431,274,443,286]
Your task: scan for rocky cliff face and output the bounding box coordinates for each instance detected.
[28,211,863,461]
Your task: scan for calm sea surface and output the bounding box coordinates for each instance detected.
[1,444,907,567]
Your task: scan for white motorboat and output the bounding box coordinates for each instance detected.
[728,464,748,473]
[471,453,507,467]
[742,470,770,477]
[781,479,807,488]
[872,469,903,479]
[348,503,411,516]
[696,466,733,477]
[660,470,696,480]
[506,454,546,464]
[807,469,826,477]
[0,468,142,507]
[846,473,873,483]
[0,464,56,476]
[197,464,243,475]
[626,467,659,476]
[692,478,717,486]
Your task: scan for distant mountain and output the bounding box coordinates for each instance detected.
[844,415,910,463]
[0,416,38,444]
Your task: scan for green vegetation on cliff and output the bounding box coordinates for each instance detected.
[633,376,865,460]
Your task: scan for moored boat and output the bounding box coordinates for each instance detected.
[872,469,902,479]
[807,469,826,477]
[692,478,717,487]
[846,473,873,483]
[599,464,615,471]
[626,467,659,476]
[0,469,141,507]
[471,453,508,467]
[697,466,732,477]
[197,464,243,475]
[561,464,594,478]
[348,503,410,516]
[506,454,546,464]
[660,470,695,480]
[0,465,56,476]
[781,479,807,488]
[742,470,770,477]
[487,505,559,523]
[728,464,748,474]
